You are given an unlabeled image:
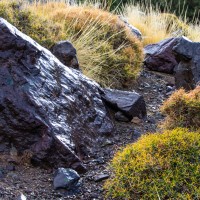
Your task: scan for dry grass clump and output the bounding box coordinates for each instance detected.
[0,0,143,88]
[161,86,200,130]
[122,3,200,46]
[105,128,200,200]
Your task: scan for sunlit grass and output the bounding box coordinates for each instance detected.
[121,2,200,45]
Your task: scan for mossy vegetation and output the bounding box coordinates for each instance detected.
[161,86,200,130]
[105,128,200,199]
[0,0,143,88]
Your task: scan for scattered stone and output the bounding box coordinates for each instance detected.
[131,117,142,124]
[94,174,110,182]
[101,139,113,147]
[115,111,130,122]
[144,37,179,74]
[0,170,4,179]
[0,144,7,152]
[53,168,80,190]
[0,18,114,172]
[166,85,173,93]
[51,40,80,70]
[6,165,15,172]
[102,88,147,120]
[16,193,27,200]
[173,36,200,90]
[118,16,142,40]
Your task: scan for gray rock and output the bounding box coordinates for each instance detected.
[53,168,80,190]
[144,37,179,74]
[173,36,200,90]
[51,40,80,70]
[102,88,146,120]
[118,16,142,40]
[115,111,130,122]
[0,18,114,172]
[16,193,27,200]
[94,174,110,182]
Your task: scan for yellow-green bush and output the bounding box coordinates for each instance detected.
[0,1,143,88]
[105,128,200,200]
[161,86,200,130]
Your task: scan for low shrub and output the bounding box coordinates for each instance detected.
[161,86,200,130]
[105,128,200,199]
[0,0,144,88]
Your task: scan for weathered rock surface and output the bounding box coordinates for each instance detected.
[102,89,146,120]
[173,36,200,90]
[51,40,80,70]
[114,111,130,122]
[144,37,179,74]
[118,16,142,40]
[0,18,114,172]
[53,168,80,190]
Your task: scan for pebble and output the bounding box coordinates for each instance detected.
[94,174,110,182]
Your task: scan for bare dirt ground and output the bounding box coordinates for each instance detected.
[0,69,175,200]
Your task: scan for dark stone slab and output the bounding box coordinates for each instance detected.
[173,36,200,90]
[102,88,146,120]
[0,18,114,172]
[144,37,179,74]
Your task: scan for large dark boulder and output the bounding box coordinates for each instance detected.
[144,38,179,74]
[51,40,80,70]
[102,89,146,121]
[0,18,114,172]
[173,37,200,90]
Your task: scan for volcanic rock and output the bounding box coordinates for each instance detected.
[53,168,80,190]
[102,88,146,120]
[0,18,114,172]
[51,40,80,70]
[173,36,200,90]
[144,37,179,74]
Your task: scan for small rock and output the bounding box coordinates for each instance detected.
[115,111,130,122]
[16,193,27,200]
[101,139,113,147]
[94,174,110,182]
[6,165,15,172]
[53,168,80,190]
[131,117,142,124]
[0,170,4,179]
[51,40,80,70]
[166,85,173,93]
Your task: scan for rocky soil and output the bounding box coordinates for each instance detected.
[0,69,175,200]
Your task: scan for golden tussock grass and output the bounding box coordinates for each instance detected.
[0,0,143,88]
[122,2,200,46]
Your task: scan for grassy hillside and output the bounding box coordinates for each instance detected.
[0,0,144,88]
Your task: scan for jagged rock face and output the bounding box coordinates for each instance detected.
[0,18,114,172]
[173,37,200,90]
[102,89,147,121]
[144,38,179,74]
[51,40,80,70]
